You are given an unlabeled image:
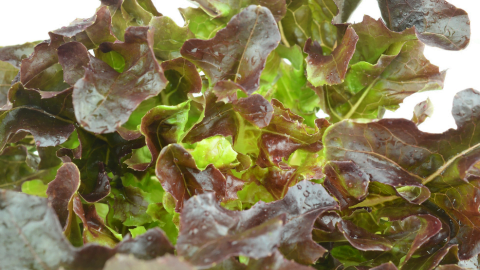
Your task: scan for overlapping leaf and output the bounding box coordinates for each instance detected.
[155,143,237,212]
[181,5,281,94]
[0,189,176,269]
[0,0,476,268]
[281,0,336,51]
[0,107,75,151]
[0,145,57,190]
[256,100,326,167]
[0,189,77,270]
[324,89,480,260]
[183,91,273,144]
[192,0,286,22]
[177,180,338,267]
[134,101,190,170]
[8,83,75,120]
[305,27,358,87]
[66,26,167,133]
[160,58,202,105]
[318,37,445,122]
[20,7,116,93]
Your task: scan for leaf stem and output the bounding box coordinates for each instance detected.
[278,22,290,48]
[423,142,480,185]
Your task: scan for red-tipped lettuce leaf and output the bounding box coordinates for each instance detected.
[155,143,229,212]
[135,101,190,171]
[0,107,75,151]
[318,39,445,122]
[177,180,338,266]
[181,5,281,94]
[160,58,202,105]
[192,0,286,22]
[72,26,167,133]
[73,196,120,247]
[305,26,358,87]
[46,163,81,230]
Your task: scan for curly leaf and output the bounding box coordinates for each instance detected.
[181,5,281,94]
[0,107,75,151]
[350,15,417,65]
[160,58,202,105]
[177,180,337,266]
[46,163,81,232]
[319,40,445,122]
[324,88,480,250]
[71,27,167,133]
[155,143,231,212]
[192,0,286,22]
[135,101,190,171]
[305,26,358,87]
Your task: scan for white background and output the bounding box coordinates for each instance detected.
[0,0,479,133]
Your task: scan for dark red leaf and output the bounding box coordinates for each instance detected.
[72,26,167,133]
[181,5,281,94]
[0,107,75,151]
[305,27,358,87]
[46,163,81,229]
[155,143,228,212]
[378,0,471,50]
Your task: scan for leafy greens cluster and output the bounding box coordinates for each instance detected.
[0,0,477,269]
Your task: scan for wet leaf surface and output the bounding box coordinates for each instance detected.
[0,0,476,268]
[378,0,471,50]
[72,26,167,133]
